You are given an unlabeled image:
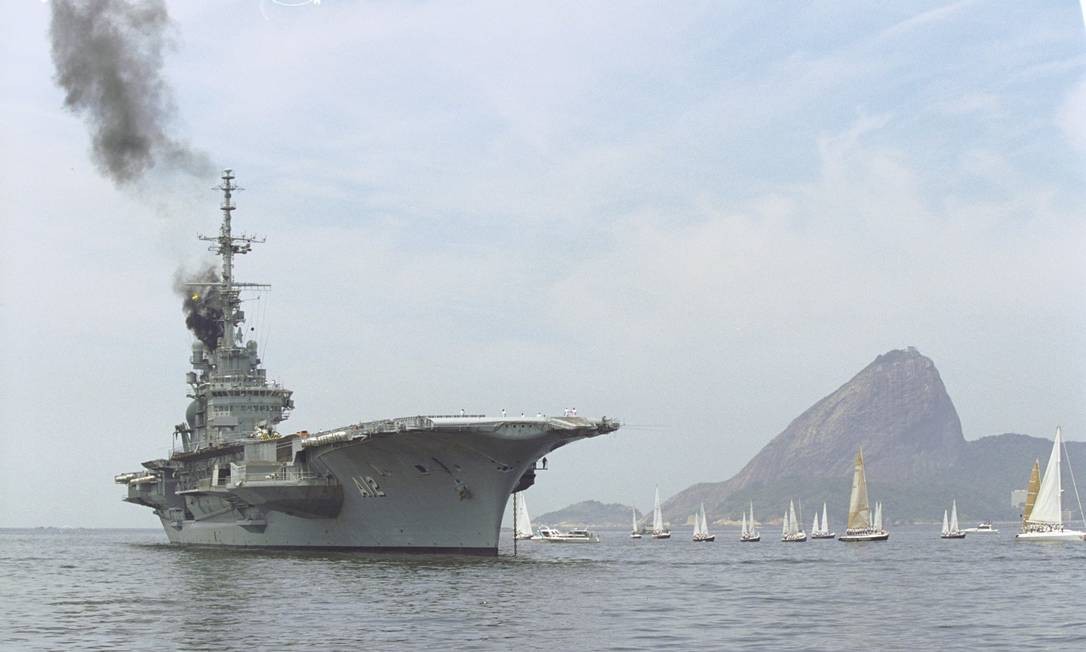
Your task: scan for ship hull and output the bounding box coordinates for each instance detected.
[154,417,613,553]
[1014,529,1086,542]
[838,531,890,542]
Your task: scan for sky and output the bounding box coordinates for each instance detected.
[1,1,1085,528]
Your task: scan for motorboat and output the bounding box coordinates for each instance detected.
[538,527,600,543]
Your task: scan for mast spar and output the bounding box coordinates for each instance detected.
[197,169,268,351]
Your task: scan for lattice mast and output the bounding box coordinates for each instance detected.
[198,169,267,351]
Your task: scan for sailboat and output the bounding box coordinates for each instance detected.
[940,499,965,539]
[1015,427,1086,542]
[692,503,716,542]
[838,448,889,542]
[740,501,760,542]
[781,498,807,542]
[513,492,538,540]
[811,502,835,539]
[651,486,671,539]
[630,506,642,539]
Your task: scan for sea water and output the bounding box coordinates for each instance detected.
[1,526,1083,650]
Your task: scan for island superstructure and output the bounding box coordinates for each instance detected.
[115,169,620,554]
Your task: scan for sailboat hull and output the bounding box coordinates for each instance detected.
[651,532,672,539]
[810,533,836,539]
[630,533,642,539]
[693,535,716,542]
[781,533,807,542]
[838,531,889,542]
[1014,529,1086,542]
[940,533,966,539]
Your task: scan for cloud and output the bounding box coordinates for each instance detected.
[1058,78,1086,151]
[877,0,975,41]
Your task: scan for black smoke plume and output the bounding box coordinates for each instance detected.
[48,0,211,184]
[176,265,224,351]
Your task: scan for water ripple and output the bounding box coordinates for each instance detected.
[0,527,1083,650]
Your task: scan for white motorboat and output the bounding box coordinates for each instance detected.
[839,448,889,542]
[1016,427,1086,542]
[962,520,998,534]
[537,527,600,543]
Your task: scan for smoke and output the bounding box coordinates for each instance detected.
[175,265,225,351]
[48,0,211,185]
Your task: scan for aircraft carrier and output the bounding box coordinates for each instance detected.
[115,169,619,554]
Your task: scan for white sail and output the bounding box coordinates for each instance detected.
[693,503,709,537]
[812,512,820,535]
[942,509,949,536]
[514,493,534,539]
[631,507,639,534]
[821,503,829,533]
[874,501,883,530]
[788,499,799,535]
[652,486,665,533]
[741,511,748,537]
[750,502,756,534]
[950,500,960,533]
[1028,427,1064,526]
[782,508,789,536]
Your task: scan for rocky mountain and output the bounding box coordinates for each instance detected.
[661,348,1086,525]
[534,500,640,528]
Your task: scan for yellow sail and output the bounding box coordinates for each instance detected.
[847,449,871,530]
[1022,458,1041,524]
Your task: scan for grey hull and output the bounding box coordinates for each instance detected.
[154,416,609,552]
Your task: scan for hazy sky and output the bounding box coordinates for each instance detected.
[2,1,1085,528]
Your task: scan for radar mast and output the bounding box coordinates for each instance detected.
[197,169,267,350]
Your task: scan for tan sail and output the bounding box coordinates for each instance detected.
[847,449,872,530]
[1021,458,1041,524]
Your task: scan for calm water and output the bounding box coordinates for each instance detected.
[1,526,1084,650]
